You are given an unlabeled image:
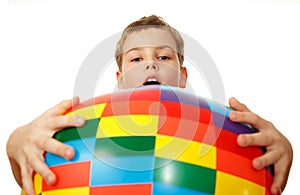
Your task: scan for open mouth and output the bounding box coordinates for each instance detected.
[143,78,161,86]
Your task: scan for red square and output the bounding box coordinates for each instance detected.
[217,148,266,186]
[43,161,91,191]
[102,100,160,116]
[90,183,152,195]
[157,116,219,144]
[159,101,212,123]
[216,130,263,160]
[265,169,274,195]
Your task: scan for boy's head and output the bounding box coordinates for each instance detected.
[115,15,187,89]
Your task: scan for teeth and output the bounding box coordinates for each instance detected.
[147,78,158,82]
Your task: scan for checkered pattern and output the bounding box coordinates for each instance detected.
[31,86,273,195]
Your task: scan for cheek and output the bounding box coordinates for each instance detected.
[122,61,140,73]
[119,65,145,88]
[158,65,181,86]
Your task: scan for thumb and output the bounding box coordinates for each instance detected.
[229,97,251,112]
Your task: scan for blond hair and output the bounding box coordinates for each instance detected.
[115,15,184,71]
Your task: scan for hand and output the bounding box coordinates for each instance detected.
[228,97,293,195]
[6,97,85,195]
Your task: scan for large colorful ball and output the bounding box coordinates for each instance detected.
[30,86,273,195]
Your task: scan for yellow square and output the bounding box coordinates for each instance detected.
[215,171,265,195]
[34,174,42,194]
[65,104,106,120]
[96,115,159,138]
[43,187,90,195]
[155,135,216,169]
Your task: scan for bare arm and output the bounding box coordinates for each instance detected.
[228,97,293,195]
[6,97,85,195]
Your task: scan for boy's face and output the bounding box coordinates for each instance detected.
[116,28,187,89]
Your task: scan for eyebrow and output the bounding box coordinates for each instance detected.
[124,45,176,55]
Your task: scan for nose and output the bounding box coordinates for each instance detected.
[144,62,159,71]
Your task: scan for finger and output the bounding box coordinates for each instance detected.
[271,174,283,195]
[229,111,271,130]
[271,163,287,195]
[273,154,291,193]
[20,164,35,195]
[252,151,281,170]
[237,133,276,147]
[252,156,284,195]
[26,153,56,185]
[39,138,75,160]
[47,115,85,131]
[72,96,80,107]
[46,97,79,116]
[271,187,282,195]
[229,97,251,112]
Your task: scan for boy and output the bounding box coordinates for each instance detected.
[6,15,292,195]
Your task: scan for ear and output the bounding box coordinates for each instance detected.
[116,70,123,89]
[179,66,188,88]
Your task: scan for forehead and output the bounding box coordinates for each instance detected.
[122,28,177,54]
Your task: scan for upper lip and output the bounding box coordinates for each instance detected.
[142,76,161,85]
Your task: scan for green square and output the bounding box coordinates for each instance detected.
[154,157,216,194]
[54,118,100,142]
[94,136,156,157]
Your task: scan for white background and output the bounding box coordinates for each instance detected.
[0,0,299,194]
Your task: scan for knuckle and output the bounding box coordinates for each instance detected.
[240,103,247,109]
[58,100,69,107]
[52,100,70,115]
[29,120,41,130]
[245,134,254,145]
[42,137,52,149]
[273,134,282,143]
[267,130,281,144]
[25,134,38,144]
[272,149,283,161]
[60,99,71,108]
[27,155,38,165]
[250,113,259,123]
[49,117,59,127]
[51,117,66,129]
[20,168,30,179]
[264,133,274,145]
[54,116,75,128]
[66,116,75,125]
[54,107,65,116]
[265,120,275,129]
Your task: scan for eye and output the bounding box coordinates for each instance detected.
[131,57,143,62]
[158,56,170,60]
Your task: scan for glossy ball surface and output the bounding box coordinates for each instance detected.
[32,86,273,195]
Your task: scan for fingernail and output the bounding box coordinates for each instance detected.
[231,97,237,104]
[238,135,247,146]
[75,116,85,125]
[253,159,262,170]
[230,112,237,120]
[46,174,55,185]
[64,149,72,158]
